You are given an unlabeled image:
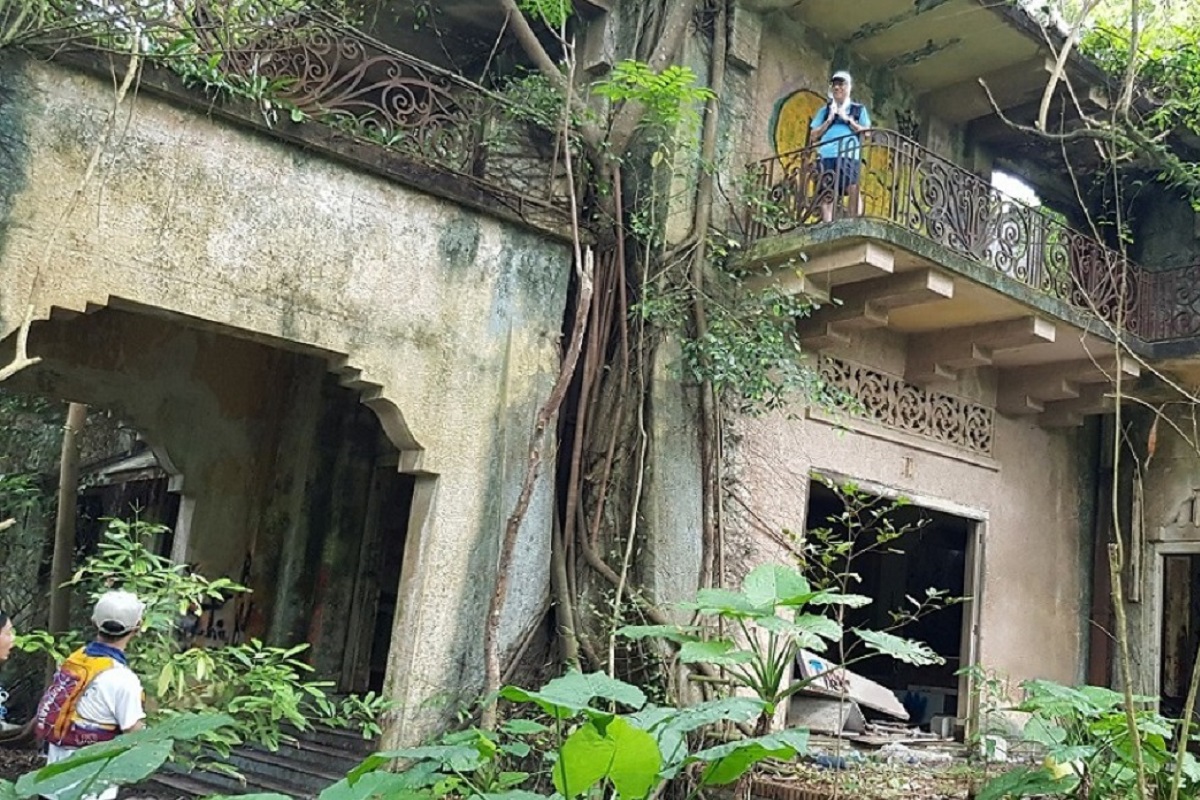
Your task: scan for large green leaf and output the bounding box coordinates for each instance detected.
[678,640,754,666]
[362,744,485,773]
[975,766,1076,800]
[481,792,552,800]
[692,588,764,618]
[792,614,843,641]
[553,717,661,799]
[692,728,809,785]
[853,629,943,666]
[320,771,433,800]
[741,565,811,608]
[18,740,173,800]
[617,625,701,644]
[500,671,646,717]
[15,712,233,800]
[806,591,872,608]
[630,698,765,777]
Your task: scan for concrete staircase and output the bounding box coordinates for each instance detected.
[149,727,378,799]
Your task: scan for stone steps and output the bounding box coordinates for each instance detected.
[147,726,378,798]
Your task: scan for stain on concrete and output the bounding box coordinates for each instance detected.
[437,209,481,272]
[0,52,31,264]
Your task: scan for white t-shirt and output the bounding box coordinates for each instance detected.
[44,663,146,800]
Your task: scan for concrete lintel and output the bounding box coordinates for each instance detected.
[801,297,889,332]
[798,323,851,352]
[743,268,831,303]
[728,3,763,72]
[996,393,1046,416]
[996,356,1137,413]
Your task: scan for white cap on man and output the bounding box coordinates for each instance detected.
[92,590,145,636]
[831,70,852,85]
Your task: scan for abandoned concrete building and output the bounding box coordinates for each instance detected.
[1,0,1199,748]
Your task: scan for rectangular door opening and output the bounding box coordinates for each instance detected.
[1160,554,1200,718]
[798,479,979,730]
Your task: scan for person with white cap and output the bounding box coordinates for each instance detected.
[809,69,872,222]
[35,590,147,800]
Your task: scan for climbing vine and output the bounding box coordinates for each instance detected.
[0,0,837,716]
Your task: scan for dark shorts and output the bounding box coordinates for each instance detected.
[820,157,861,195]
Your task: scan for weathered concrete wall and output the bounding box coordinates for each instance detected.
[1131,189,1200,270]
[0,55,570,741]
[1123,403,1200,698]
[740,11,957,168]
[647,326,1094,693]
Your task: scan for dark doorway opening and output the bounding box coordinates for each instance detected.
[1160,554,1200,718]
[802,479,975,728]
[341,466,414,694]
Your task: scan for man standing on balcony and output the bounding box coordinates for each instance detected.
[810,70,871,222]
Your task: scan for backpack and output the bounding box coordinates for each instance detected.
[807,102,866,148]
[817,102,865,126]
[34,648,120,747]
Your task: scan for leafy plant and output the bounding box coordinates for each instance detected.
[6,712,235,800]
[977,680,1200,800]
[621,561,941,735]
[594,60,715,136]
[316,670,805,800]
[518,0,572,29]
[23,519,390,755]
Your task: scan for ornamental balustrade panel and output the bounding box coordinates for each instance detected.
[818,356,994,457]
[745,130,1143,337]
[42,0,571,223]
[1139,264,1200,341]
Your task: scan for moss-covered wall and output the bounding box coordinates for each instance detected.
[0,53,570,744]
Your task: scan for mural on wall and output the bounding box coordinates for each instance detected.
[768,87,903,220]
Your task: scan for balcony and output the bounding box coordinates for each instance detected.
[47,6,575,238]
[738,130,1200,426]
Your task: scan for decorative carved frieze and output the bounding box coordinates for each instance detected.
[818,356,994,457]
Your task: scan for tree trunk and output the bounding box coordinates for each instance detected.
[48,402,87,634]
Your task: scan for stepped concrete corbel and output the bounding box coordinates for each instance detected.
[996,357,1140,416]
[906,316,1057,386]
[1039,384,1117,428]
[798,269,955,351]
[746,240,895,300]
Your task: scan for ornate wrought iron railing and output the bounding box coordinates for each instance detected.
[210,9,573,224]
[744,130,1146,338]
[1138,263,1200,341]
[45,1,573,229]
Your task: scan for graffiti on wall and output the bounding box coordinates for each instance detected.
[768,87,901,218]
[184,552,254,647]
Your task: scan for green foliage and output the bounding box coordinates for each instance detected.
[977,679,1200,800]
[1077,12,1200,200]
[622,482,955,731]
[620,562,938,728]
[3,712,233,800]
[26,519,389,754]
[637,268,831,414]
[517,0,572,29]
[329,670,806,800]
[594,61,715,136]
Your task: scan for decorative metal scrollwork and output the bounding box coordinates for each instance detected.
[746,131,1148,338]
[818,356,995,457]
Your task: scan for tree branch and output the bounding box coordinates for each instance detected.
[0,307,42,383]
[492,0,606,152]
[607,0,700,155]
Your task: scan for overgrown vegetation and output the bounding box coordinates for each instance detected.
[18,519,389,758]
